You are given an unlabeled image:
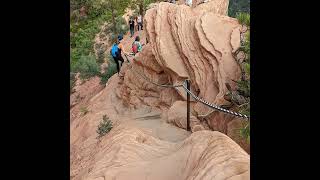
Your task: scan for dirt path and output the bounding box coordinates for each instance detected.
[124,110,190,142]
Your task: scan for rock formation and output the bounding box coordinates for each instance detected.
[82,124,249,180]
[118,1,246,147]
[70,75,104,123]
[71,75,249,180]
[71,1,250,180]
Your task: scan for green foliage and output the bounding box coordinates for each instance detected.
[142,0,158,11]
[80,106,89,116]
[239,103,250,116]
[100,57,118,85]
[233,10,250,142]
[239,122,250,142]
[93,0,131,18]
[243,62,250,73]
[104,16,129,44]
[130,0,158,16]
[70,10,80,23]
[96,47,106,64]
[70,0,93,9]
[243,62,250,76]
[236,12,250,27]
[242,31,250,63]
[96,115,113,138]
[236,79,250,98]
[70,0,108,20]
[70,13,111,70]
[228,0,250,18]
[72,55,100,79]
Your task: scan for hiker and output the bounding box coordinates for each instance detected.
[110,35,128,77]
[134,16,138,32]
[132,36,143,55]
[129,17,135,37]
[185,0,192,6]
[137,15,143,31]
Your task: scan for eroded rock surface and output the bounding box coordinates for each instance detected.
[119,1,244,143]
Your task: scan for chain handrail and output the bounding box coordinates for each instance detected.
[181,83,249,119]
[124,54,249,119]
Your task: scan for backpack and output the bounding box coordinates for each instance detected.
[132,42,139,54]
[110,44,119,58]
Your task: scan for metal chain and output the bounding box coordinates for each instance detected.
[125,55,249,119]
[181,83,249,119]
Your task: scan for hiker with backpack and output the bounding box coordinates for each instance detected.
[132,36,144,55]
[110,35,128,77]
[129,17,135,37]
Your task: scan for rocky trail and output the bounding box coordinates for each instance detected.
[126,110,190,142]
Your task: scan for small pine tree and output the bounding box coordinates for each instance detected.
[96,115,113,138]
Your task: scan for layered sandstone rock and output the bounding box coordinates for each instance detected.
[71,74,249,180]
[120,1,243,136]
[83,126,249,180]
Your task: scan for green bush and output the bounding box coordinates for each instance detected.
[80,106,89,116]
[70,13,111,64]
[239,102,250,116]
[243,62,250,76]
[238,79,250,97]
[72,55,100,79]
[96,47,106,64]
[104,17,129,44]
[228,0,250,18]
[239,122,250,142]
[234,11,250,142]
[100,56,118,85]
[96,115,113,138]
[236,12,250,27]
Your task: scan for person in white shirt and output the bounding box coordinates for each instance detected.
[185,0,192,6]
[137,15,143,31]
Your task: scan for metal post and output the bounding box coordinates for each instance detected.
[186,79,191,131]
